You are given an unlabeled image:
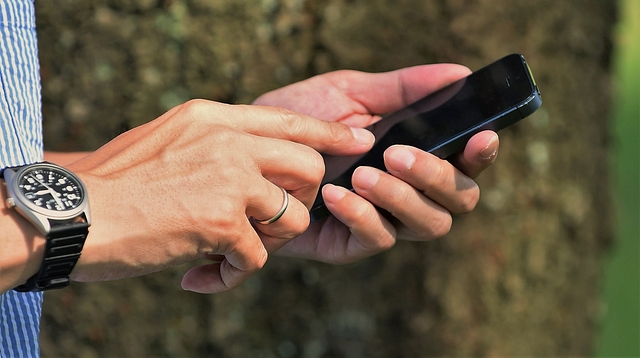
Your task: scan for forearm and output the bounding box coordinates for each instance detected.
[0,184,45,293]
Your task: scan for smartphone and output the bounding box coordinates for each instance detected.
[310,53,542,222]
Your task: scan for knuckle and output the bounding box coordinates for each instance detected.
[226,235,267,274]
[388,184,415,208]
[284,146,325,189]
[290,208,311,235]
[285,221,310,240]
[370,233,396,253]
[271,107,346,149]
[199,208,243,241]
[179,99,208,116]
[427,162,450,189]
[178,99,232,126]
[457,186,480,213]
[305,149,326,183]
[169,99,213,127]
[274,107,305,134]
[279,203,312,240]
[324,123,351,149]
[347,202,374,228]
[429,211,453,238]
[247,250,268,272]
[334,230,395,265]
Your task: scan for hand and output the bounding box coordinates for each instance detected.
[253,64,500,263]
[65,99,374,292]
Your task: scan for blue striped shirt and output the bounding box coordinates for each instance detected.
[1,0,44,356]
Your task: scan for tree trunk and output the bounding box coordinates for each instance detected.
[36,0,615,356]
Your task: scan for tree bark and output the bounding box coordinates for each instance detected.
[36,0,615,356]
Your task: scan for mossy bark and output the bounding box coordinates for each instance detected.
[36,0,615,356]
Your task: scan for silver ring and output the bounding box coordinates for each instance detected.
[255,186,289,225]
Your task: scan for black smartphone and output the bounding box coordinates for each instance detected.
[310,53,542,222]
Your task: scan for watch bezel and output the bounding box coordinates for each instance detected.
[4,162,89,221]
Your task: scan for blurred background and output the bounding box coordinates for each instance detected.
[596,0,639,356]
[33,0,637,356]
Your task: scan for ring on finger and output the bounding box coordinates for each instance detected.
[255,186,289,225]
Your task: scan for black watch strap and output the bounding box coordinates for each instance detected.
[14,219,89,292]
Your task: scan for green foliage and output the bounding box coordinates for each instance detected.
[597,0,640,356]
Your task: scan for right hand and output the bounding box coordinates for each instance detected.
[65,99,374,293]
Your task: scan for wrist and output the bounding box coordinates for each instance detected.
[2,163,91,291]
[0,182,45,293]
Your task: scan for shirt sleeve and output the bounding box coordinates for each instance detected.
[0,1,45,357]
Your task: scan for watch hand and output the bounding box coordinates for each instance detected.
[48,188,64,209]
[32,175,64,208]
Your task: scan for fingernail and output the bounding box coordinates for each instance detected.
[386,146,416,172]
[353,167,379,190]
[480,134,499,160]
[322,184,348,204]
[351,127,375,146]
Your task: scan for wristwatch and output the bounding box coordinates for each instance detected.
[2,162,91,292]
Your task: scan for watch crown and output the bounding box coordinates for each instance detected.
[6,197,16,208]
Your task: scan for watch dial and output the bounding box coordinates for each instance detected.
[18,167,84,211]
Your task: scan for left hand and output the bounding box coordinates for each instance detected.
[253,64,500,264]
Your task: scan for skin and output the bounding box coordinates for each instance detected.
[252,64,499,264]
[1,102,373,293]
[1,64,499,294]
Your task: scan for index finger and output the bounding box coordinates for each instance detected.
[187,101,376,156]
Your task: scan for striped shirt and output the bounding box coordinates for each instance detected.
[0,0,45,356]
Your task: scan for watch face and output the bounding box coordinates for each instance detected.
[17,165,85,212]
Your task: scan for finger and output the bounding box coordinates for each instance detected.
[244,180,310,238]
[185,100,375,156]
[351,166,454,240]
[241,138,318,240]
[181,263,225,293]
[448,131,500,178]
[251,137,325,208]
[242,105,375,155]
[250,187,311,244]
[321,184,397,261]
[181,225,267,293]
[383,145,480,214]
